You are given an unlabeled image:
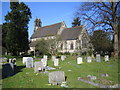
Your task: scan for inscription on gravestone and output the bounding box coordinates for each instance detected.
[34,61,44,73]
[87,56,92,63]
[49,71,65,85]
[26,57,33,68]
[77,57,83,64]
[96,54,101,62]
[105,55,109,62]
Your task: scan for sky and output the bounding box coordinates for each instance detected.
[2,2,81,39]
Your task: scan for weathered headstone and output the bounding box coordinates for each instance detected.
[2,63,14,78]
[87,56,92,63]
[96,54,101,62]
[34,61,44,73]
[49,71,65,85]
[22,57,29,64]
[104,55,109,62]
[26,57,33,68]
[52,56,56,61]
[61,55,66,61]
[41,58,47,67]
[77,57,83,64]
[54,59,59,66]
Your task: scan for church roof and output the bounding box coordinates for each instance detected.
[60,26,83,40]
[31,22,63,39]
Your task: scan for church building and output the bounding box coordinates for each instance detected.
[29,18,93,54]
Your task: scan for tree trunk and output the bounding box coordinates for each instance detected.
[114,33,119,57]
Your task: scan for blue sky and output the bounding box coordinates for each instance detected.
[2,2,81,39]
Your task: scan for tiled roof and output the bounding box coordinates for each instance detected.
[60,26,83,40]
[31,22,63,39]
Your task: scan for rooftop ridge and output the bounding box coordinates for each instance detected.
[38,22,63,29]
[64,25,83,30]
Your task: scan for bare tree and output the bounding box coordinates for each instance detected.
[76,1,120,57]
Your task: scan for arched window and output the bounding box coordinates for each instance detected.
[70,43,73,50]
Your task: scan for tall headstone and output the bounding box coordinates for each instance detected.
[26,57,33,68]
[61,55,66,61]
[52,56,56,61]
[87,56,92,63]
[49,71,65,85]
[41,58,47,67]
[96,54,101,62]
[54,59,59,66]
[34,61,44,73]
[2,63,14,78]
[77,57,83,64]
[105,55,109,62]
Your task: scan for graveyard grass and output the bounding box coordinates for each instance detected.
[2,56,119,88]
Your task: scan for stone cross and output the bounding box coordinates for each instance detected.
[77,57,83,64]
[96,54,101,62]
[87,56,92,63]
[54,59,59,66]
[34,61,44,73]
[104,55,109,62]
[48,71,65,85]
[26,57,33,68]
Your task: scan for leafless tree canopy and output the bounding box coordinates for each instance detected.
[76,2,120,33]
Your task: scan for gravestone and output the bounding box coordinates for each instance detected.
[52,56,56,61]
[49,71,65,85]
[54,59,59,66]
[96,54,101,62]
[2,63,14,78]
[104,55,109,62]
[41,58,47,67]
[87,56,92,63]
[77,57,83,64]
[26,57,33,68]
[34,61,44,73]
[22,57,29,64]
[61,55,66,61]
[43,55,48,60]
[9,59,12,63]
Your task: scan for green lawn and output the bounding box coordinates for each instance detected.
[2,56,119,88]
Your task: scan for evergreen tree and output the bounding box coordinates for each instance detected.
[72,17,81,27]
[4,2,31,55]
[91,30,113,56]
